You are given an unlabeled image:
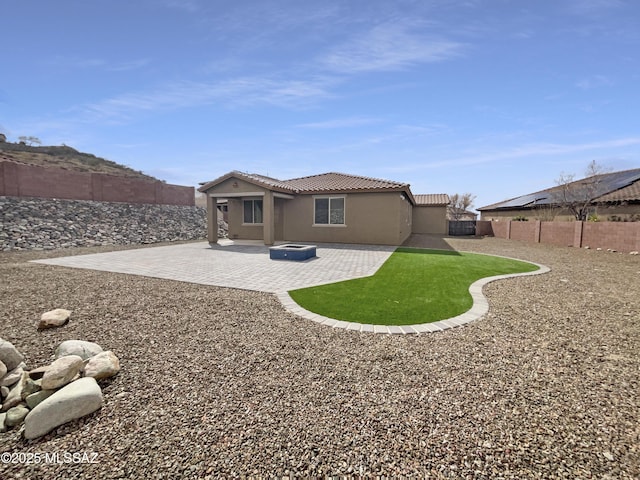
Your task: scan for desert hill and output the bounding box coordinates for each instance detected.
[0,140,158,181]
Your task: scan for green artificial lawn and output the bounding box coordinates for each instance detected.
[288,247,539,325]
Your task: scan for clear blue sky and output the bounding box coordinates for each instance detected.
[1,0,639,209]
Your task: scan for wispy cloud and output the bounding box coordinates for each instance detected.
[435,137,640,168]
[46,56,150,72]
[164,0,200,13]
[106,59,151,72]
[321,21,464,73]
[296,116,381,129]
[576,74,614,89]
[74,76,336,123]
[566,0,623,15]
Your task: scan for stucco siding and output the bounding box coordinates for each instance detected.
[282,192,407,245]
[226,197,263,240]
[412,205,448,234]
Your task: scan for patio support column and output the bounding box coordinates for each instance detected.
[263,190,275,245]
[206,194,218,244]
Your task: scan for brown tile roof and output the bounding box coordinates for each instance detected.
[199,171,415,202]
[414,194,450,205]
[198,171,296,193]
[284,172,409,193]
[236,172,296,191]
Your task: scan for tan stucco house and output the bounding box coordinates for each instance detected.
[198,171,448,245]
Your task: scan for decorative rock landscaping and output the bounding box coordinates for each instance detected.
[37,308,72,330]
[0,333,119,440]
[24,377,104,440]
[0,196,212,251]
[0,236,638,478]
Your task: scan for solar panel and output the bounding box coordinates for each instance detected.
[484,168,640,210]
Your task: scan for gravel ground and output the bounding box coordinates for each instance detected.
[0,236,638,479]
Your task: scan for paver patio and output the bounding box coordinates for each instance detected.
[32,239,549,333]
[32,240,396,293]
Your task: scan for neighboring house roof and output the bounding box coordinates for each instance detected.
[414,194,450,206]
[478,168,640,211]
[199,171,417,203]
[594,179,640,203]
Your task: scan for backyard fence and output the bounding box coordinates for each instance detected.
[476,220,640,253]
[448,221,476,236]
[0,160,194,206]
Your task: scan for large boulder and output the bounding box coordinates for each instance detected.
[38,309,72,330]
[0,338,24,371]
[83,351,120,380]
[0,360,6,379]
[24,377,103,440]
[41,355,84,390]
[55,340,103,360]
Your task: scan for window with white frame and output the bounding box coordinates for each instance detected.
[243,199,263,224]
[314,196,345,225]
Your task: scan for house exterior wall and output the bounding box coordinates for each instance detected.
[226,197,263,240]
[204,178,271,241]
[412,205,448,234]
[398,195,413,242]
[281,191,410,245]
[274,198,285,241]
[597,203,640,221]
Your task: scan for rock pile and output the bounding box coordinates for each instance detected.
[0,337,119,440]
[0,196,225,251]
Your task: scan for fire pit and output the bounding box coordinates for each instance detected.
[269,244,317,261]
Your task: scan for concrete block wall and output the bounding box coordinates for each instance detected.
[0,161,194,206]
[582,222,640,252]
[482,219,640,253]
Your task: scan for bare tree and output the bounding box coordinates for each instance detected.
[449,193,477,220]
[554,160,609,221]
[534,202,560,221]
[18,135,42,146]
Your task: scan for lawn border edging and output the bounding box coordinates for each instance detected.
[277,251,550,334]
